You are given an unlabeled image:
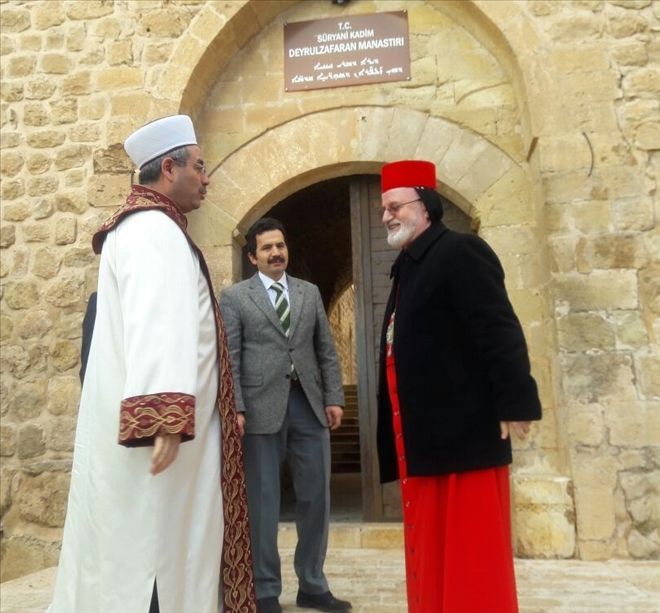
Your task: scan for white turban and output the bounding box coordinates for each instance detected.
[124,115,198,169]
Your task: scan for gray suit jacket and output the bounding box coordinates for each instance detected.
[219,274,344,434]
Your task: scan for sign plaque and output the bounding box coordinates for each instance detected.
[284,11,410,92]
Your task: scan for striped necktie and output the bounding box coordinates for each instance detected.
[271,282,297,380]
[271,282,290,336]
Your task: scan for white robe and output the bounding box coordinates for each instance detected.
[49,210,223,613]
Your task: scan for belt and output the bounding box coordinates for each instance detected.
[290,378,302,389]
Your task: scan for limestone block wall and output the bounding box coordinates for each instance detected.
[0,0,657,581]
[0,0,210,581]
[485,0,658,561]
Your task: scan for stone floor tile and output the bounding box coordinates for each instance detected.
[2,545,659,613]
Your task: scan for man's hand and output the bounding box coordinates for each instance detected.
[325,405,343,431]
[236,413,246,437]
[151,433,181,475]
[500,421,531,440]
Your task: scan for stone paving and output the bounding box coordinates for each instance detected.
[1,524,659,613]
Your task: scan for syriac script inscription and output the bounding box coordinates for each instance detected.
[284,11,410,92]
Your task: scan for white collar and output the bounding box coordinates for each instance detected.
[258,271,288,291]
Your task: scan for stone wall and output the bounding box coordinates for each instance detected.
[0,0,658,581]
[510,0,659,560]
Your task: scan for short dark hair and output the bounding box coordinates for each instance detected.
[138,146,190,185]
[245,217,287,257]
[415,187,444,224]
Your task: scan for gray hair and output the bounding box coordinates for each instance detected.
[138,146,190,185]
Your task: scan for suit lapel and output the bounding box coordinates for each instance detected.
[288,276,305,339]
[247,274,286,336]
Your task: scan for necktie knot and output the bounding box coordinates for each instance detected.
[271,281,284,295]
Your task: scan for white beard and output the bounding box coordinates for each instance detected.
[386,223,416,249]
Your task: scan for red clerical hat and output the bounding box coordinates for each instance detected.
[381,160,436,193]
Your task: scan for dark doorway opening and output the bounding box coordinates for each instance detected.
[241,176,363,521]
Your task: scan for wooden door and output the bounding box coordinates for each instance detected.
[350,176,401,520]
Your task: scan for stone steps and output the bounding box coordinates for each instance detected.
[330,384,360,473]
[279,521,403,550]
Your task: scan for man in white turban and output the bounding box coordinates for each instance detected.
[49,115,255,613]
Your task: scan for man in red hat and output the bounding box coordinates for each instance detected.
[377,160,542,613]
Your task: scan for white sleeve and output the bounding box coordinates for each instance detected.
[113,210,199,446]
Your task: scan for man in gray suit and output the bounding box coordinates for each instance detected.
[220,218,351,613]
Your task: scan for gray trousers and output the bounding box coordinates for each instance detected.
[243,386,331,599]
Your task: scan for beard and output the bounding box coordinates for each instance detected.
[386,221,417,249]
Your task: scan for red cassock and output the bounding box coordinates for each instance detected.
[385,316,519,613]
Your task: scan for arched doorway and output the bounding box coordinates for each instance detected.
[183,0,574,555]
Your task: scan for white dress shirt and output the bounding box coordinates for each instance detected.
[258,271,291,309]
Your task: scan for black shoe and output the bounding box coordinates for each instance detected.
[296,590,352,612]
[257,596,282,613]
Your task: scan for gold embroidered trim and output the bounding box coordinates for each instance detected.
[118,392,194,444]
[93,185,187,254]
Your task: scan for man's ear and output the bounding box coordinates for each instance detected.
[247,252,257,266]
[160,156,176,182]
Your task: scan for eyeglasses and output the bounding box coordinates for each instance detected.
[192,161,207,175]
[382,198,421,216]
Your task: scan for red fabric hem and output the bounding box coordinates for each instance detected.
[118,392,195,446]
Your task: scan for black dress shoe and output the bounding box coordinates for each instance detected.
[256,596,282,613]
[296,590,352,612]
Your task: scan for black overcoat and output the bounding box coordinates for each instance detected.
[377,222,542,483]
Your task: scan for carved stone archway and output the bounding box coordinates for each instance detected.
[168,1,575,555]
[195,107,521,243]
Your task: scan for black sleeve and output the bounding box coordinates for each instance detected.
[79,292,97,385]
[449,234,541,422]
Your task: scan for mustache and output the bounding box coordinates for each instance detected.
[268,256,285,264]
